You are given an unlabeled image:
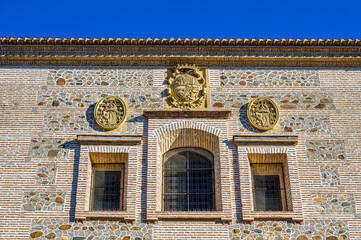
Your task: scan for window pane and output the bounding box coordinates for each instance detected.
[188,152,212,169]
[189,194,214,211]
[164,149,214,211]
[165,152,187,170]
[254,175,282,211]
[92,170,121,211]
[164,195,187,211]
[189,170,213,194]
[164,170,187,194]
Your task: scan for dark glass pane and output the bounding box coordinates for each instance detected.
[164,195,187,211]
[188,152,212,169]
[189,170,213,194]
[93,171,121,211]
[254,175,282,211]
[165,152,187,170]
[164,170,187,194]
[189,194,214,211]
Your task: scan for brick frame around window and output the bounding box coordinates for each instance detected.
[144,110,233,223]
[75,135,142,222]
[233,135,303,222]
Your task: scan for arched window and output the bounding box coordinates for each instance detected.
[163,148,214,211]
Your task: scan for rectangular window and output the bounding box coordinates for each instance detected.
[251,162,287,211]
[91,163,124,211]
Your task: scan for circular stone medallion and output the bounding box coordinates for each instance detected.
[94,96,127,130]
[247,97,279,131]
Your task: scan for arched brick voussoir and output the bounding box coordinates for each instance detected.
[153,120,222,138]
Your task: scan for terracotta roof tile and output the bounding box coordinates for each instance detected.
[1,36,361,46]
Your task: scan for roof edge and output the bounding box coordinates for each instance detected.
[1,36,361,47]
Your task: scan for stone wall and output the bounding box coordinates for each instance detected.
[35,164,57,185]
[36,90,163,109]
[219,69,320,87]
[229,221,349,240]
[22,192,65,212]
[320,166,341,186]
[313,194,355,213]
[211,92,335,110]
[306,141,346,161]
[47,68,153,87]
[29,138,69,158]
[29,220,152,240]
[1,66,360,239]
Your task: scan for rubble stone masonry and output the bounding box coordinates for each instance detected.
[1,43,361,240]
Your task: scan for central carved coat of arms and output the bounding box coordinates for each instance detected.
[165,64,207,109]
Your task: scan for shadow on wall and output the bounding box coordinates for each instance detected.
[239,103,263,133]
[223,139,243,221]
[140,117,148,222]
[60,140,80,222]
[60,113,148,222]
[85,103,107,132]
[85,102,144,133]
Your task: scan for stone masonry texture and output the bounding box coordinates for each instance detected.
[1,52,361,240]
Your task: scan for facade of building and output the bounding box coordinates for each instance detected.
[1,36,361,240]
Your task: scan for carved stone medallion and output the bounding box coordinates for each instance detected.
[247,97,279,131]
[94,96,127,130]
[165,64,208,109]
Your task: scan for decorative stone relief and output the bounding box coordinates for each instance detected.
[29,138,69,158]
[35,164,57,185]
[320,166,340,186]
[211,92,335,110]
[94,96,127,130]
[306,140,346,161]
[247,97,279,131]
[42,111,138,133]
[29,219,152,240]
[313,194,355,213]
[219,69,319,87]
[22,192,65,212]
[164,64,208,109]
[47,68,153,86]
[229,221,349,240]
[36,90,163,109]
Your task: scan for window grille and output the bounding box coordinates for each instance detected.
[251,163,287,211]
[91,164,124,211]
[253,175,284,211]
[163,149,214,211]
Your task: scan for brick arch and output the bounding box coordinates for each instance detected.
[153,120,222,139]
[155,122,222,211]
[154,121,221,155]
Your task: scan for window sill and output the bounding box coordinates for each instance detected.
[243,211,303,222]
[75,211,135,222]
[149,211,232,222]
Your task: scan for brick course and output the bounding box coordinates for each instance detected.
[1,50,361,239]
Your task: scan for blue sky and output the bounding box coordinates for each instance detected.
[1,0,360,39]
